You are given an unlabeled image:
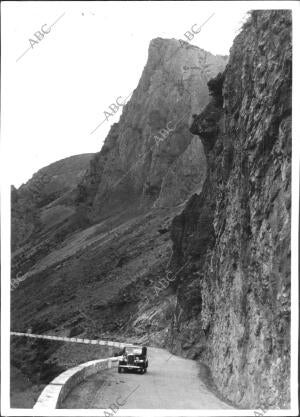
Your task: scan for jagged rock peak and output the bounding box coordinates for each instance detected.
[77,38,227,220]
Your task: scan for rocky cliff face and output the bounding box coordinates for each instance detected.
[77,39,227,220]
[167,10,291,408]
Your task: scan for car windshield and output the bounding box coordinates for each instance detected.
[126,347,142,355]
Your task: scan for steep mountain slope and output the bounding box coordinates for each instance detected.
[10,44,226,411]
[166,10,291,408]
[11,40,225,342]
[11,154,94,252]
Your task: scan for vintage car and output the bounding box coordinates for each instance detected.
[118,346,148,374]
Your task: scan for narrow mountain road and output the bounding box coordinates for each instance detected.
[61,347,233,409]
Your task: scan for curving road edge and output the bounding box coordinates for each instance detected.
[11,331,136,410]
[33,356,122,409]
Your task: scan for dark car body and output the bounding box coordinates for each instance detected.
[118,346,148,374]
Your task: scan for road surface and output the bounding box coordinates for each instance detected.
[61,347,233,409]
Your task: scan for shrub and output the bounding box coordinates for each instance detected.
[207,72,225,108]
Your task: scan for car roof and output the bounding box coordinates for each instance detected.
[125,345,146,349]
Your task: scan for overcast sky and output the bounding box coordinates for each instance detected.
[2,1,292,187]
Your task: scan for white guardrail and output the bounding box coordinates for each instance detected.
[10,331,134,348]
[34,356,122,409]
[10,331,135,409]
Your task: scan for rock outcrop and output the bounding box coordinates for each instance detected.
[167,10,291,408]
[76,39,227,220]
